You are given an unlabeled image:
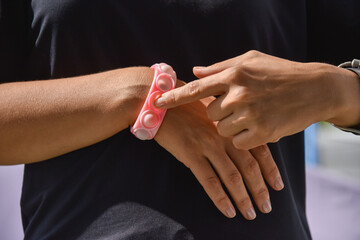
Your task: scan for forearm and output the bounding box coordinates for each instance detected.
[0,67,153,165]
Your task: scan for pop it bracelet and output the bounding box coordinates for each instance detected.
[131,63,177,140]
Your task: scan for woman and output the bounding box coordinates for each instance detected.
[0,0,334,239]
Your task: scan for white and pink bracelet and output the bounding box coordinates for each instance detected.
[131,63,177,140]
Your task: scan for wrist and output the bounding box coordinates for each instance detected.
[323,64,360,127]
[100,67,154,128]
[125,67,156,126]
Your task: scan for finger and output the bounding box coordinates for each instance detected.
[206,93,233,121]
[226,144,272,214]
[193,57,238,78]
[190,158,237,218]
[206,148,256,220]
[232,129,261,150]
[216,112,249,137]
[155,74,228,109]
[250,145,284,191]
[193,50,262,78]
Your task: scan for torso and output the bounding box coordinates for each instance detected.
[13,1,310,239]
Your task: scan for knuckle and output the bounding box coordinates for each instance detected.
[215,195,229,205]
[232,131,255,150]
[216,123,224,135]
[255,187,269,198]
[254,145,270,158]
[225,67,241,81]
[227,88,247,105]
[232,87,246,99]
[233,133,255,150]
[204,175,221,189]
[226,97,240,108]
[232,137,245,150]
[187,80,201,96]
[217,126,229,137]
[166,91,176,105]
[216,123,228,137]
[232,137,240,148]
[226,170,243,186]
[237,197,251,208]
[246,50,260,58]
[237,61,252,74]
[245,158,260,173]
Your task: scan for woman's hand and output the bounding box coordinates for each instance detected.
[155,96,284,220]
[155,51,360,150]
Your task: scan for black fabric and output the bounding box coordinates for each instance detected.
[307,0,360,64]
[2,0,358,239]
[77,202,194,240]
[0,0,27,83]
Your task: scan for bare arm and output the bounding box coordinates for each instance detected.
[1,65,285,219]
[0,67,154,164]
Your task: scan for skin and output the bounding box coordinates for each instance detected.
[155,93,281,220]
[0,66,283,219]
[0,67,153,164]
[156,50,360,150]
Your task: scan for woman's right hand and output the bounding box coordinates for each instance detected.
[155,96,284,220]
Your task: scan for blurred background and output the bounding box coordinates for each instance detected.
[0,124,359,240]
[305,123,360,240]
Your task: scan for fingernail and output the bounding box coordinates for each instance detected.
[225,206,236,218]
[262,200,272,213]
[274,177,284,190]
[193,66,206,71]
[246,208,256,220]
[155,97,165,107]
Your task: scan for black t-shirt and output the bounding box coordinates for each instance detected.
[0,0,359,239]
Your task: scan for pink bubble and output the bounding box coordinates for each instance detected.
[134,129,151,140]
[157,76,172,92]
[142,112,159,128]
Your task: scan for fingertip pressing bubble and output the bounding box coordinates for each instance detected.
[149,91,162,110]
[131,63,176,140]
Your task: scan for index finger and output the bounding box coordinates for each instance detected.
[154,74,227,109]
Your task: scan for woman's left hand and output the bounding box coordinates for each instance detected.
[155,95,283,220]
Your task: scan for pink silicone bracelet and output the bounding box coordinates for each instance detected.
[131,63,177,140]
